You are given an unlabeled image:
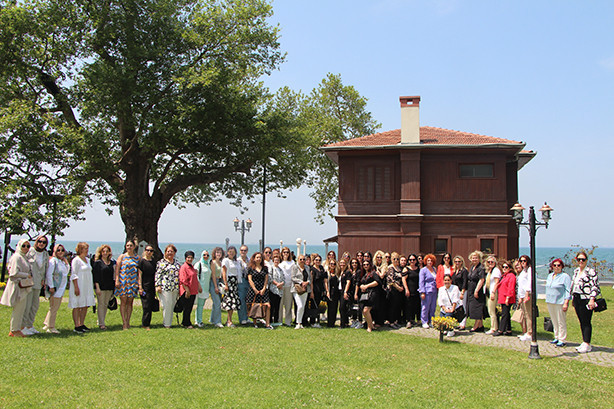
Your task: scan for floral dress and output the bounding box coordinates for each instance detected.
[115,254,140,298]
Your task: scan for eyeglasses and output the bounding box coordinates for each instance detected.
[203,254,210,257]
[577,258,587,262]
[454,260,461,263]
[408,258,416,262]
[502,265,510,270]
[57,248,65,252]
[520,260,528,263]
[443,256,450,259]
[487,260,495,263]
[392,257,399,260]
[264,251,271,254]
[240,249,247,252]
[37,240,47,244]
[145,249,154,252]
[21,244,30,248]
[282,251,289,254]
[552,263,562,267]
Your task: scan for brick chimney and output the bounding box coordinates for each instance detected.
[400,96,420,144]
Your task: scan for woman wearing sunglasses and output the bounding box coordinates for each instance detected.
[493,261,515,337]
[571,251,600,353]
[1,239,33,337]
[43,244,70,334]
[138,245,157,329]
[545,258,572,347]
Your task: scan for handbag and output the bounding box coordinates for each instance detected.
[248,294,266,319]
[151,297,160,312]
[543,316,554,332]
[218,281,226,296]
[294,283,306,295]
[511,306,524,323]
[19,277,34,288]
[107,296,118,310]
[173,295,184,313]
[445,288,465,321]
[359,291,370,303]
[594,298,607,312]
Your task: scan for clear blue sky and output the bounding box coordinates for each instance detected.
[64,0,614,249]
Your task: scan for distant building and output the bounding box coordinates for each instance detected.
[321,96,534,258]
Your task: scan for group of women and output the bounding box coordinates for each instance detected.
[0,239,603,353]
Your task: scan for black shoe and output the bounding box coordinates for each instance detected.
[492,331,503,337]
[78,325,90,332]
[73,327,85,334]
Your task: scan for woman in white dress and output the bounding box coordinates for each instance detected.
[43,244,70,333]
[69,242,95,333]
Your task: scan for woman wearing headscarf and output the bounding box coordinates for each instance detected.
[155,244,181,328]
[69,242,95,333]
[1,239,33,337]
[93,244,116,330]
[193,250,212,328]
[23,235,49,335]
[43,244,70,334]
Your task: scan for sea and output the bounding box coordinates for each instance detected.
[7,239,614,291]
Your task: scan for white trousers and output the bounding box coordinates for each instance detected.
[160,289,178,327]
[293,292,308,325]
[547,302,567,342]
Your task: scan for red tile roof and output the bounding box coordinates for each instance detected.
[324,126,524,148]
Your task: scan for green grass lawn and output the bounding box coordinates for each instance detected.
[1,288,613,408]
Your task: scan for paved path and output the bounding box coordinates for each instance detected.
[396,326,614,367]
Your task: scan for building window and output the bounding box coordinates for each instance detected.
[480,239,495,254]
[459,164,494,178]
[357,165,393,200]
[434,239,447,254]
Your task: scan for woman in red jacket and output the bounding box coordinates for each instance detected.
[435,253,454,289]
[493,260,516,337]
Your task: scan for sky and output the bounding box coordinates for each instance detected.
[63,0,614,249]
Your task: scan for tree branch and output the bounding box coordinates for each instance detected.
[38,71,81,129]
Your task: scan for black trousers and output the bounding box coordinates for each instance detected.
[499,303,512,333]
[327,297,339,327]
[387,289,403,323]
[270,293,281,323]
[141,283,155,327]
[573,294,593,343]
[181,294,196,327]
[404,293,421,324]
[339,297,351,327]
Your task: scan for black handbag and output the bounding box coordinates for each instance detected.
[594,298,607,312]
[173,295,184,313]
[152,297,160,312]
[453,305,466,322]
[543,316,554,332]
[107,296,118,310]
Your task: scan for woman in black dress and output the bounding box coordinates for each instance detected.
[246,252,272,329]
[359,260,379,332]
[350,258,362,328]
[325,258,339,327]
[310,254,326,328]
[138,245,157,329]
[452,255,469,329]
[339,259,353,328]
[402,254,421,328]
[467,251,486,332]
[92,245,116,330]
[386,252,404,329]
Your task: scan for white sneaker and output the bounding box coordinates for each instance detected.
[21,328,33,336]
[422,323,429,329]
[311,323,321,328]
[295,324,303,329]
[485,329,495,335]
[46,328,60,334]
[446,330,455,337]
[215,323,224,328]
[519,333,532,341]
[196,322,204,328]
[576,343,592,353]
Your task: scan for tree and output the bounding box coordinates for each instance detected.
[0,0,378,252]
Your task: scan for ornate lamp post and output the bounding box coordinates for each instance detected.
[510,202,553,359]
[233,217,252,246]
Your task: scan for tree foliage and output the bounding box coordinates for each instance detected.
[0,0,378,247]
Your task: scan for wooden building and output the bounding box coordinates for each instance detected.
[321,96,535,259]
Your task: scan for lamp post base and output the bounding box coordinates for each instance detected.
[528,343,541,359]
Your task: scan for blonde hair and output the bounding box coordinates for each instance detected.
[94,244,112,261]
[468,250,484,263]
[75,242,89,256]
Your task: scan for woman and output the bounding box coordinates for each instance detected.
[193,250,212,328]
[279,247,297,326]
[178,251,200,328]
[93,244,116,330]
[155,244,181,328]
[545,258,571,346]
[484,255,501,335]
[386,252,404,329]
[325,258,340,328]
[373,250,387,274]
[571,251,600,353]
[339,258,353,328]
[402,254,421,328]
[467,251,486,332]
[359,260,379,332]
[435,253,453,289]
[268,253,284,325]
[373,258,388,328]
[69,242,95,333]
[494,260,516,337]
[349,258,362,328]
[437,274,461,337]
[452,255,469,330]
[418,254,438,328]
[114,240,140,330]
[42,244,69,334]
[247,252,272,329]
[209,247,223,328]
[138,245,157,329]
[221,246,241,327]
[291,254,312,329]
[1,239,33,337]
[516,256,532,341]
[310,254,326,328]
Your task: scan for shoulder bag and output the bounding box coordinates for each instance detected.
[445,288,465,322]
[19,277,34,288]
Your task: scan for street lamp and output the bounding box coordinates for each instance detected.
[233,217,252,246]
[510,201,554,359]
